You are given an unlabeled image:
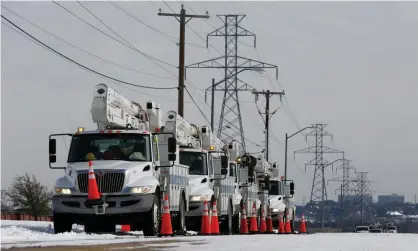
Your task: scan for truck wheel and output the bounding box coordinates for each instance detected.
[143,194,161,237]
[226,202,233,235]
[175,197,186,235]
[232,201,242,234]
[53,213,72,234]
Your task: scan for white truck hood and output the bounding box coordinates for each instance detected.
[269,195,286,211]
[188,175,213,197]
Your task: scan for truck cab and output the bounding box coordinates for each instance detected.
[268,179,286,223]
[49,83,188,236]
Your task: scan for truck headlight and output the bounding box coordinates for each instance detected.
[271,208,279,213]
[55,188,71,195]
[131,186,152,194]
[190,195,209,202]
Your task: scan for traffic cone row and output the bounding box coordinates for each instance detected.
[200,199,221,235]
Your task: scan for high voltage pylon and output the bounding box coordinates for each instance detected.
[294,124,343,231]
[350,171,375,224]
[327,157,356,229]
[185,14,278,152]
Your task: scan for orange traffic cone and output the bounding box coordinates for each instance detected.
[249,202,258,234]
[159,194,173,237]
[87,161,101,201]
[121,225,130,232]
[210,200,220,235]
[200,200,211,235]
[240,203,249,234]
[284,209,292,234]
[299,213,308,234]
[278,212,285,234]
[266,208,274,234]
[259,208,267,233]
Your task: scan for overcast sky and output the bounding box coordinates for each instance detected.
[2,1,418,204]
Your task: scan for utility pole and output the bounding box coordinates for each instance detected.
[294,124,344,232]
[350,171,374,225]
[158,5,209,118]
[186,14,278,152]
[251,89,285,161]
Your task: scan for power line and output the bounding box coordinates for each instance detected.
[1,4,176,80]
[1,15,177,90]
[184,87,210,125]
[108,1,177,43]
[52,1,177,70]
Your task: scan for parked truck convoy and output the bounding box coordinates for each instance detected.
[48,83,296,236]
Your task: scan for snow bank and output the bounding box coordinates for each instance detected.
[2,220,418,250]
[0,220,144,249]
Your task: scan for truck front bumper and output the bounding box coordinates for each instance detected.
[52,194,154,215]
[185,201,205,217]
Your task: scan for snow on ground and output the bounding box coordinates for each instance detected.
[1,220,160,249]
[1,220,418,250]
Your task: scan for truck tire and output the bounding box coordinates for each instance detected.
[53,213,72,234]
[143,194,161,237]
[175,196,186,235]
[232,200,243,234]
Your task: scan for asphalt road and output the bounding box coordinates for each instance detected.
[5,239,208,251]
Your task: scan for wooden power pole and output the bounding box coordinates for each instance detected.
[158,5,209,118]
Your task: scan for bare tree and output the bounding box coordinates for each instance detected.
[6,173,53,219]
[1,189,13,213]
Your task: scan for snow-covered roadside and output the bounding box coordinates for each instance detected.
[2,220,418,250]
[1,220,149,249]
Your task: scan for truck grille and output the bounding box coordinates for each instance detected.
[77,172,125,193]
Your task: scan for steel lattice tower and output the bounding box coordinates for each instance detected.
[294,124,343,231]
[186,15,278,151]
[329,158,356,198]
[351,171,375,224]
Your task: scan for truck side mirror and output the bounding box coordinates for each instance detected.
[168,153,176,161]
[264,176,270,190]
[290,182,295,195]
[221,168,228,175]
[248,165,254,183]
[49,155,57,163]
[221,155,228,169]
[168,137,177,153]
[49,138,56,155]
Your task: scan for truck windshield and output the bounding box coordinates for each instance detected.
[268,181,282,195]
[179,151,207,175]
[68,133,151,162]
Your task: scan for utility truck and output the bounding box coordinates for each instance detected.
[227,141,259,232]
[268,176,296,229]
[238,153,295,229]
[161,111,236,234]
[48,83,189,236]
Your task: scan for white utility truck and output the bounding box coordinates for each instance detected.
[48,83,189,236]
[268,176,296,228]
[238,153,295,229]
[161,111,236,234]
[227,141,259,232]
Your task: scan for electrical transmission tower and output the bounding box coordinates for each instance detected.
[328,158,356,229]
[251,89,285,161]
[185,14,278,152]
[350,171,375,225]
[294,124,343,231]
